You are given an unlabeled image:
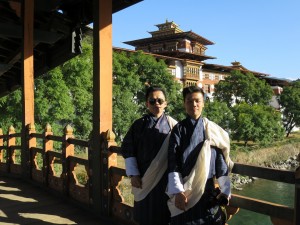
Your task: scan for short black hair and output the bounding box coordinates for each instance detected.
[182,86,205,101]
[145,86,167,101]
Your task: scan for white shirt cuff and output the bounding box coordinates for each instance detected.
[167,172,185,195]
[218,176,231,196]
[125,157,140,176]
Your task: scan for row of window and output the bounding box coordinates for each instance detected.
[185,67,200,74]
[204,73,224,81]
[169,69,225,82]
[185,81,197,87]
[203,84,214,93]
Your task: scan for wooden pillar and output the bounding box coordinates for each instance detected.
[7,126,16,172]
[295,167,300,225]
[0,129,3,163]
[43,124,53,185]
[62,125,74,195]
[90,0,113,215]
[21,0,35,178]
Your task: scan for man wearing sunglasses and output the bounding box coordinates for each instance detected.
[121,86,177,225]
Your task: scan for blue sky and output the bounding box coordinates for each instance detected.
[112,0,300,80]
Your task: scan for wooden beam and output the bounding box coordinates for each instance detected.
[0,23,64,44]
[295,168,300,225]
[232,163,295,184]
[230,194,294,221]
[90,0,112,215]
[21,0,35,178]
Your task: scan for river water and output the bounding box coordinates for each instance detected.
[227,178,294,225]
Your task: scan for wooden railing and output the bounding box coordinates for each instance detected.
[0,125,299,225]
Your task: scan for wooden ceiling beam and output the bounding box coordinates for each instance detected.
[0,23,63,44]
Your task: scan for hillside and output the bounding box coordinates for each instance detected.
[230,131,300,166]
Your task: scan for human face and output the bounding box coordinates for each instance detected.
[146,90,167,118]
[184,92,204,120]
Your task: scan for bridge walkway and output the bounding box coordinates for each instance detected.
[0,176,108,225]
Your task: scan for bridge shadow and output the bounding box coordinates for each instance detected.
[0,176,104,225]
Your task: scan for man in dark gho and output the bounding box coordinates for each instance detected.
[122,86,177,225]
[167,86,233,225]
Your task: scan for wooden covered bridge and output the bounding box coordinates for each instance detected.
[0,0,299,224]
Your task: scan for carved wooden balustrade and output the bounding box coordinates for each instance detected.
[0,126,299,225]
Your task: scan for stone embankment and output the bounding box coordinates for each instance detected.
[231,154,300,190]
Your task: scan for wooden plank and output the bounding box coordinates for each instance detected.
[230,194,294,221]
[69,156,89,166]
[30,147,43,154]
[9,133,21,138]
[67,138,89,147]
[109,146,122,154]
[110,166,126,177]
[0,176,108,225]
[47,151,62,159]
[30,133,44,139]
[111,201,137,225]
[46,135,64,142]
[295,168,300,225]
[232,163,295,184]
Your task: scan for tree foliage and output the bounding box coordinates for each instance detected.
[113,51,184,141]
[212,70,285,145]
[202,100,234,131]
[0,89,22,132]
[279,80,300,137]
[231,103,284,145]
[214,70,273,107]
[60,40,93,138]
[0,41,183,143]
[35,67,76,134]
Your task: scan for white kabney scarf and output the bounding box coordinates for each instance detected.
[167,118,234,217]
[132,116,177,201]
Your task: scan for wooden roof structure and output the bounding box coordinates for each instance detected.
[203,62,270,78]
[0,0,142,98]
[203,62,292,86]
[124,20,215,62]
[125,31,214,47]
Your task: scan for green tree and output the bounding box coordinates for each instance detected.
[60,40,93,138]
[0,66,76,136]
[113,51,184,141]
[35,67,76,134]
[214,70,273,107]
[0,89,22,132]
[231,103,284,146]
[202,100,234,131]
[279,80,300,137]
[0,41,183,142]
[113,51,142,140]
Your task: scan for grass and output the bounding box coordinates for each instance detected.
[230,131,300,165]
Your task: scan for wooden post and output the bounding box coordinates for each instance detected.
[27,123,36,177]
[7,126,16,173]
[43,123,53,185]
[0,129,3,162]
[295,166,300,225]
[21,0,35,178]
[62,125,74,195]
[90,0,113,215]
[101,130,117,215]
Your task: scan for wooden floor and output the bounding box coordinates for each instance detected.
[0,176,111,225]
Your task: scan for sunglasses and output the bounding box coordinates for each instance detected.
[148,98,165,105]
